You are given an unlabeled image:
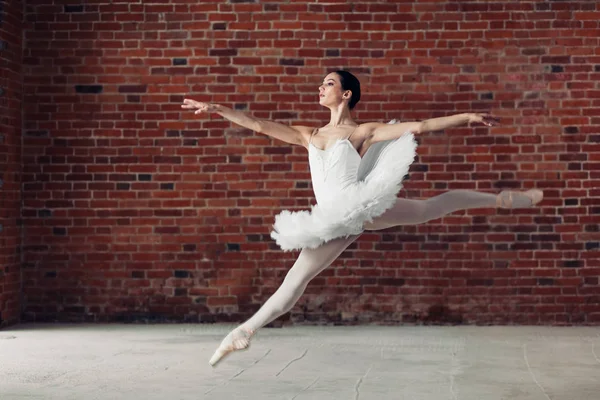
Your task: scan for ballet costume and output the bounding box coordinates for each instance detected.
[271,122,418,251]
[208,121,543,366]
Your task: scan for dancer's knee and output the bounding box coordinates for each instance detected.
[288,248,335,283]
[283,261,317,287]
[363,219,391,231]
[365,200,431,230]
[416,199,436,223]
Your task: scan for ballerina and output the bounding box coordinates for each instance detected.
[181,70,543,366]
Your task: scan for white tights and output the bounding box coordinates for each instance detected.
[239,189,502,333]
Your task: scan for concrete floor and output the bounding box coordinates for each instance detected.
[0,324,598,400]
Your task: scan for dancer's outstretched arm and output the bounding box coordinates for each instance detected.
[365,113,499,144]
[181,99,313,146]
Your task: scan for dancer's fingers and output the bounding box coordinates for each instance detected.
[484,115,500,126]
[182,99,204,109]
[476,114,499,126]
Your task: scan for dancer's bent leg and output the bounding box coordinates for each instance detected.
[364,189,542,231]
[209,233,361,366]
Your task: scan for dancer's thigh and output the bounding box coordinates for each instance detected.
[286,234,361,283]
[363,198,427,231]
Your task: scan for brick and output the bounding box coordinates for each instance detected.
[63,5,84,13]
[75,85,103,94]
[9,2,599,326]
[118,85,147,93]
[279,58,304,66]
[1,0,24,327]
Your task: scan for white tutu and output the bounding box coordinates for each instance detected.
[270,126,418,251]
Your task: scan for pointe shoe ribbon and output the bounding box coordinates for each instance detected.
[209,327,254,367]
[497,189,543,209]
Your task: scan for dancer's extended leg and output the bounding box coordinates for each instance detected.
[364,189,543,230]
[209,233,361,366]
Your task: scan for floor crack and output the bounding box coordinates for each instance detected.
[204,349,271,394]
[354,364,372,400]
[276,349,308,377]
[523,343,551,400]
[290,376,320,400]
[449,350,459,400]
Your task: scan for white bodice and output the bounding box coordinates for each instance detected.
[272,130,417,251]
[308,139,361,205]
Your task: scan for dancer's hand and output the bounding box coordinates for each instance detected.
[181,99,222,114]
[468,113,499,127]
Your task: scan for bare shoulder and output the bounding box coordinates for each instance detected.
[356,122,385,142]
[357,122,385,133]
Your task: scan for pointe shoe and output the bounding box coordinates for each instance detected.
[209,327,254,367]
[496,189,544,209]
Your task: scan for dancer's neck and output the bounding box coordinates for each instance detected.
[327,105,356,128]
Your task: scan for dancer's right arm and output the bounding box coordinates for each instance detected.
[181,99,311,146]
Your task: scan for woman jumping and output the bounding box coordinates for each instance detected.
[181,70,543,366]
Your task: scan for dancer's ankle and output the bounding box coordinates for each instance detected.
[497,189,543,209]
[238,325,255,337]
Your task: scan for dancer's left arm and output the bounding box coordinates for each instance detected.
[367,113,498,144]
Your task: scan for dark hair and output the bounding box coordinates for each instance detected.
[334,70,361,110]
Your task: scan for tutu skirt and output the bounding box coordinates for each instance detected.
[271,130,417,251]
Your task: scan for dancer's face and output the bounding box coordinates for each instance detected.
[318,72,350,109]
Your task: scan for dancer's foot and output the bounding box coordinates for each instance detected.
[496,189,543,209]
[209,326,254,367]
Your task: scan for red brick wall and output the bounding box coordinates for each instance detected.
[21,1,600,325]
[0,0,23,327]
